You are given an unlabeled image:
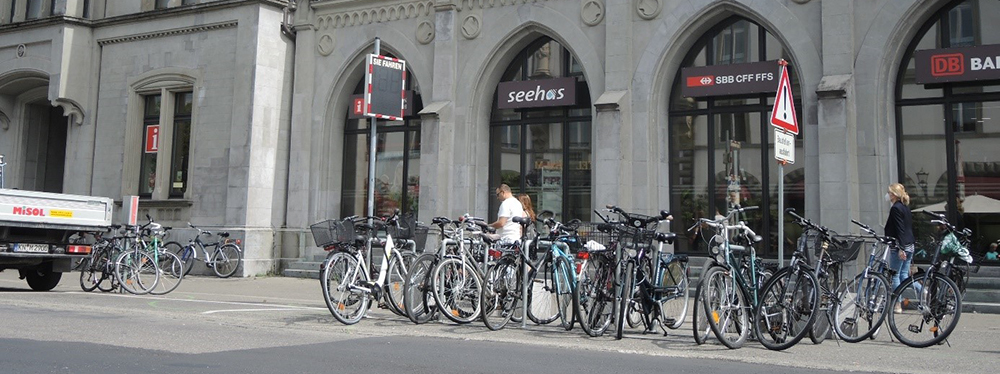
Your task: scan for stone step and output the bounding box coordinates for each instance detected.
[963,302,1000,314]
[281,268,320,279]
[287,261,322,271]
[961,289,1000,303]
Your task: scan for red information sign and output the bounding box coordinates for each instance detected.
[145,125,160,153]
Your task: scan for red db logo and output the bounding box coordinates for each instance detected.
[931,53,964,77]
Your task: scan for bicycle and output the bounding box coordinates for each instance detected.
[479,216,536,330]
[429,215,491,324]
[695,206,778,349]
[835,219,897,342]
[167,223,243,278]
[601,207,689,338]
[885,211,965,348]
[314,213,416,325]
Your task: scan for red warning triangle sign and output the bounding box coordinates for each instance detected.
[770,62,798,135]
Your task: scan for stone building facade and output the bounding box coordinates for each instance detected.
[0,0,996,275]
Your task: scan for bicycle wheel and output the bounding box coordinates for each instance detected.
[658,258,689,331]
[150,251,185,295]
[834,272,890,343]
[553,255,576,331]
[615,261,635,340]
[481,260,519,331]
[692,267,716,345]
[321,251,370,325]
[385,250,416,317]
[703,265,749,349]
[115,250,159,295]
[403,253,438,324]
[211,244,242,278]
[753,266,819,351]
[577,254,614,337]
[887,272,962,348]
[163,241,194,276]
[79,256,101,292]
[527,258,559,325]
[431,257,482,324]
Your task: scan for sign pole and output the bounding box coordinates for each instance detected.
[367,37,381,276]
[778,160,784,267]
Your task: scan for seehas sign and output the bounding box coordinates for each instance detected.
[915,44,1000,84]
[681,60,779,98]
[497,77,576,109]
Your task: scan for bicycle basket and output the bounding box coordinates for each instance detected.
[575,222,613,252]
[387,213,417,240]
[412,224,430,253]
[310,218,356,248]
[826,235,867,263]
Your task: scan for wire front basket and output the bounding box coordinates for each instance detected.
[575,222,615,252]
[310,218,356,248]
[826,235,870,263]
[386,213,418,240]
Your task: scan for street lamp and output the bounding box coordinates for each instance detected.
[916,168,928,198]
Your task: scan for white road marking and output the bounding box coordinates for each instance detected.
[201,307,324,315]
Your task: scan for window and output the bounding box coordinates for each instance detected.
[488,37,592,222]
[155,0,170,10]
[25,0,42,20]
[132,89,194,200]
[668,16,801,257]
[896,0,1000,259]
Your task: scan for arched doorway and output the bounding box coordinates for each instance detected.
[340,57,423,218]
[668,16,802,256]
[488,37,592,222]
[0,73,67,193]
[895,0,1000,257]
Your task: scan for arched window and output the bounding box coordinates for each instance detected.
[896,0,1000,257]
[669,17,801,256]
[488,37,592,222]
[341,61,423,217]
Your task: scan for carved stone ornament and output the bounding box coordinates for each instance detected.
[581,1,604,27]
[636,0,661,20]
[416,20,435,44]
[461,14,482,40]
[16,44,25,58]
[317,34,335,56]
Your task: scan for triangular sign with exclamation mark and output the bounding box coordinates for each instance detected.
[770,63,799,135]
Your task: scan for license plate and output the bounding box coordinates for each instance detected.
[14,243,49,253]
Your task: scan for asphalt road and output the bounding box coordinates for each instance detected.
[1,271,996,374]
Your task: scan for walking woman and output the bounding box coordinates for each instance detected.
[884,183,915,312]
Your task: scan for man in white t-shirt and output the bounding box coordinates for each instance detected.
[489,184,525,243]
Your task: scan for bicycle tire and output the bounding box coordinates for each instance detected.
[211,244,242,278]
[809,274,834,344]
[403,253,438,324]
[150,250,185,295]
[753,266,819,351]
[658,258,690,331]
[553,255,576,331]
[703,265,749,349]
[527,258,559,325]
[385,250,416,317]
[833,272,890,343]
[115,249,159,295]
[692,267,717,345]
[481,260,518,331]
[79,256,101,292]
[886,272,962,348]
[615,261,635,340]
[431,257,482,324]
[321,251,370,325]
[163,241,194,276]
[575,255,613,337]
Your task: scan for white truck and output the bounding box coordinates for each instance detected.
[0,188,114,291]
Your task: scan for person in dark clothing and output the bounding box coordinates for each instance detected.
[884,183,915,312]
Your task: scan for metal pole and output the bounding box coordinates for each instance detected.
[367,38,381,277]
[522,240,530,329]
[778,161,784,267]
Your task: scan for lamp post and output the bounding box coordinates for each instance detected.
[916,168,928,201]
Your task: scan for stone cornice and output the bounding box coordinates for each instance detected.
[313,1,433,30]
[97,21,239,46]
[454,0,551,11]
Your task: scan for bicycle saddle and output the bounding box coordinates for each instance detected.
[655,232,677,244]
[512,216,532,225]
[219,232,230,238]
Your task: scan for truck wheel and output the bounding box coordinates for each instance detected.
[25,268,62,291]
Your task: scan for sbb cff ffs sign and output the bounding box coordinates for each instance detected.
[681,60,779,98]
[915,44,1000,84]
[364,54,407,121]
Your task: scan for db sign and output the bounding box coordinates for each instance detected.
[145,125,160,154]
[915,44,1000,84]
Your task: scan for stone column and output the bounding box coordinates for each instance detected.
[817,1,859,233]
[285,3,316,262]
[593,0,636,212]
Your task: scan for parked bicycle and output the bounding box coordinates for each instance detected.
[166,223,243,278]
